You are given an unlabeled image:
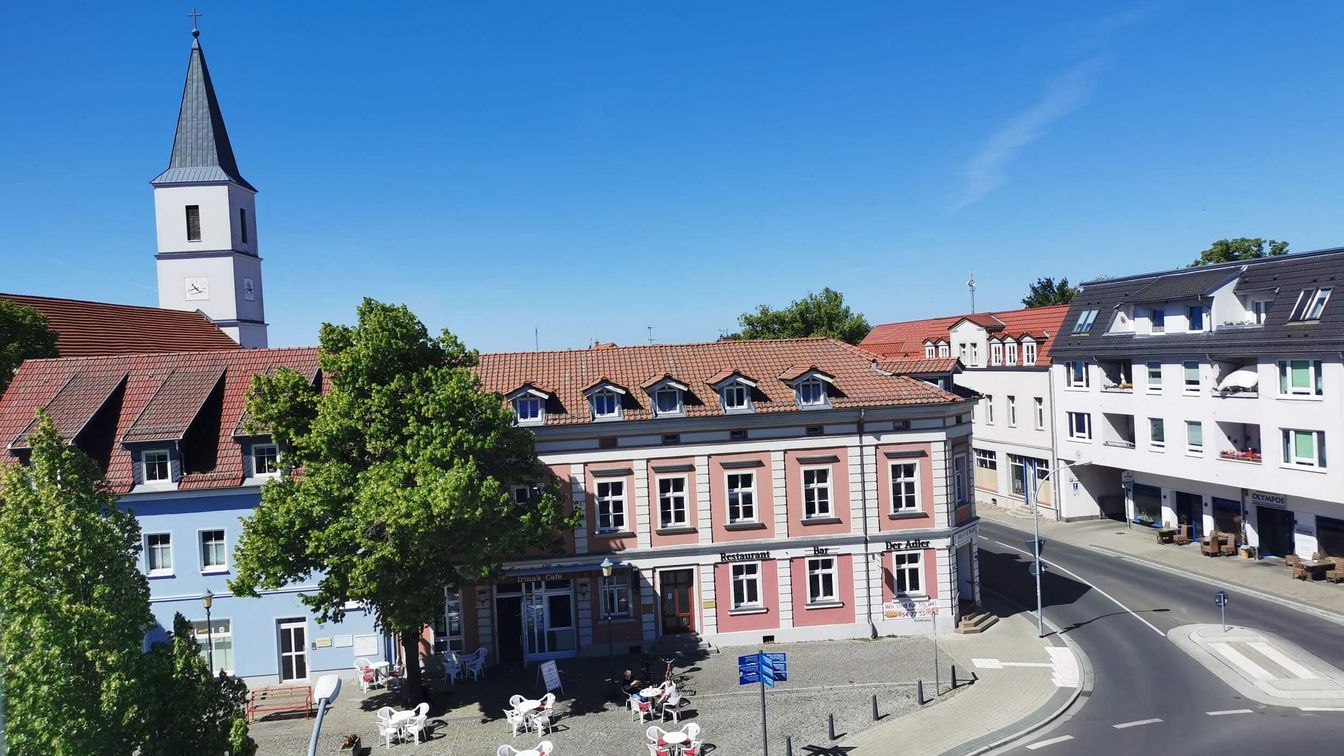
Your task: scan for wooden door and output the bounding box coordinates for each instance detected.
[660,569,696,634]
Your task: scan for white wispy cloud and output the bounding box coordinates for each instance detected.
[953,56,1104,211]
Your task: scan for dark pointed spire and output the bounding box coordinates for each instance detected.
[151,31,255,191]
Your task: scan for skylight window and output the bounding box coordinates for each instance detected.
[1073,309,1099,334]
[1290,287,1332,322]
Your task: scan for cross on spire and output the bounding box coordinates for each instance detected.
[187,8,202,37]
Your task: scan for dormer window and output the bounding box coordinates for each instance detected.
[937,343,950,358]
[1289,287,1332,322]
[1187,305,1206,331]
[1004,341,1018,365]
[924,343,935,359]
[1022,341,1037,365]
[723,383,750,411]
[1073,309,1099,334]
[592,390,622,419]
[654,387,683,415]
[143,449,172,483]
[990,341,1003,366]
[797,378,826,406]
[251,442,280,477]
[514,396,544,424]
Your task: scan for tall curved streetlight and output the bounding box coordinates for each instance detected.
[1028,459,1089,638]
[600,557,615,682]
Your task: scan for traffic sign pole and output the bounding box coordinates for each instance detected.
[1215,591,1229,632]
[759,651,769,756]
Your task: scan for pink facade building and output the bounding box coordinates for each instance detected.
[425,337,981,662]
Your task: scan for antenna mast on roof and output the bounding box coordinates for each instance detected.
[967,269,977,313]
[534,327,539,351]
[647,326,655,345]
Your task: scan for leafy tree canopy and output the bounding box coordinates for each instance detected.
[230,298,578,700]
[139,614,255,756]
[0,299,59,396]
[1190,238,1289,267]
[0,414,151,755]
[734,288,871,344]
[1021,277,1078,308]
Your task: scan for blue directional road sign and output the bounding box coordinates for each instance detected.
[739,652,788,686]
[1214,591,1229,607]
[738,654,760,685]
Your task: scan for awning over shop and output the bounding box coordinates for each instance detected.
[502,562,612,580]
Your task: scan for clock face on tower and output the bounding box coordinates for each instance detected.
[243,278,256,301]
[185,277,209,301]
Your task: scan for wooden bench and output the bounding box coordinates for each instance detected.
[247,684,313,722]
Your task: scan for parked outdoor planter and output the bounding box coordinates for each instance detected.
[340,734,361,751]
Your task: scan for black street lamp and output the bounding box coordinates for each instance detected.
[600,557,615,681]
[202,589,215,674]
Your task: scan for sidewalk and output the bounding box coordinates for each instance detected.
[980,506,1344,618]
[847,592,1080,756]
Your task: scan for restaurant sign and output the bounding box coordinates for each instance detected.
[885,539,932,551]
[719,551,771,563]
[1250,491,1288,509]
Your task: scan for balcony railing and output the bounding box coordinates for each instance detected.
[1103,439,1136,449]
[1101,382,1134,393]
[1218,449,1262,464]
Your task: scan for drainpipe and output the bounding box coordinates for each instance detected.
[859,408,878,639]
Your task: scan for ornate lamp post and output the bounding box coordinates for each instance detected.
[202,589,215,674]
[600,557,615,680]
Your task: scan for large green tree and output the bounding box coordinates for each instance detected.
[0,299,59,396]
[139,614,255,756]
[229,299,578,700]
[734,288,871,344]
[0,415,151,756]
[1021,277,1078,308]
[1190,238,1289,267]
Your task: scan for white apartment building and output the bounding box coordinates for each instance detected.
[1050,249,1344,559]
[862,306,1070,517]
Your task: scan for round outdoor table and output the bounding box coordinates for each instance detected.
[518,698,542,712]
[639,687,661,699]
[660,731,689,746]
[516,750,543,756]
[389,710,415,726]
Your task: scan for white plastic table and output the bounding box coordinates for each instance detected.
[518,698,542,712]
[639,687,661,698]
[661,731,689,746]
[388,709,416,742]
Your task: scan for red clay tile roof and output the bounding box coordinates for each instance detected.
[0,293,239,357]
[776,364,833,382]
[873,358,961,375]
[477,338,963,426]
[861,305,1070,366]
[11,372,127,449]
[0,348,318,493]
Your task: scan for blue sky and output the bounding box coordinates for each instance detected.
[4,2,1344,351]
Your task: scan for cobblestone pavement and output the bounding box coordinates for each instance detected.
[250,634,956,755]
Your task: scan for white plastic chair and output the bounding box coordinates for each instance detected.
[661,692,681,723]
[509,694,526,709]
[539,691,556,710]
[631,696,653,722]
[646,725,668,742]
[648,744,672,756]
[467,647,489,680]
[375,714,398,749]
[529,708,553,735]
[444,654,463,684]
[404,713,429,745]
[536,741,554,755]
[497,746,518,756]
[503,708,528,737]
[683,722,701,742]
[682,740,703,756]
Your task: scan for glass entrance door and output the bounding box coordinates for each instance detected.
[521,580,576,660]
[278,619,308,682]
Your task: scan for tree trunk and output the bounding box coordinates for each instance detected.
[399,628,425,706]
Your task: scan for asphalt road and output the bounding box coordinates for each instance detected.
[978,518,1344,755]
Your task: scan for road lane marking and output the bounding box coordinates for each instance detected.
[1206,709,1254,716]
[1026,735,1075,749]
[1300,707,1344,712]
[1249,641,1320,679]
[987,539,1165,637]
[1211,642,1275,681]
[1112,718,1162,729]
[1047,646,1080,688]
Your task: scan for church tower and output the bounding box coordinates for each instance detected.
[152,28,267,347]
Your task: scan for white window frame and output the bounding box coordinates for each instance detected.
[1073,309,1099,334]
[602,570,636,618]
[889,461,920,513]
[730,562,762,610]
[1186,421,1203,455]
[146,532,173,576]
[513,395,544,425]
[726,472,757,523]
[1282,429,1326,468]
[970,343,980,366]
[924,343,935,359]
[1067,412,1092,440]
[990,342,1003,366]
[1006,395,1017,427]
[796,378,827,407]
[199,528,227,573]
[805,556,838,605]
[595,480,627,533]
[1252,299,1271,324]
[1182,361,1201,393]
[892,551,924,596]
[1033,397,1045,430]
[591,390,622,420]
[1023,341,1038,365]
[1005,341,1018,365]
[192,617,234,676]
[954,455,968,505]
[1065,361,1089,389]
[1277,360,1323,397]
[974,448,997,470]
[434,590,466,654]
[1290,287,1332,321]
[937,343,950,358]
[983,394,994,425]
[142,448,172,484]
[801,466,833,519]
[657,476,689,528]
[1145,362,1162,393]
[1149,417,1165,449]
[251,442,280,477]
[722,382,752,412]
[653,387,684,416]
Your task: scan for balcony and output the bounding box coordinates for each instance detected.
[1213,361,1259,398]
[1099,359,1134,393]
[1101,412,1136,449]
[1216,420,1262,464]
